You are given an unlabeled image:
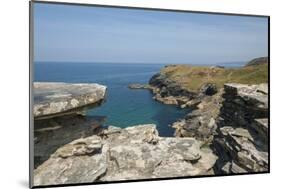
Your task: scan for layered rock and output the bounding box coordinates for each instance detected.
[34,124,217,186]
[213,83,269,173]
[34,82,107,119]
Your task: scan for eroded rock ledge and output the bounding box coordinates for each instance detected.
[34,124,217,186]
[34,82,107,119]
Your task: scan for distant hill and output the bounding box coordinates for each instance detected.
[245,57,268,67]
[155,57,268,92]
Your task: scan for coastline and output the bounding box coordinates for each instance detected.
[33,57,269,186]
[128,57,268,173]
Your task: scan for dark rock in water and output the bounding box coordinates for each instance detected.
[33,82,107,119]
[128,83,152,89]
[245,57,268,67]
[200,83,218,96]
[34,124,217,186]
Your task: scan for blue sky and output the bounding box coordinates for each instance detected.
[34,3,268,64]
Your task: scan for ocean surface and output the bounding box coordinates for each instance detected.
[34,62,191,136]
[34,62,244,136]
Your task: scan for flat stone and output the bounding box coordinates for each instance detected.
[33,82,107,119]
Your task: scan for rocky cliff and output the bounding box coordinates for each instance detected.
[213,83,268,173]
[34,124,217,186]
[129,58,269,174]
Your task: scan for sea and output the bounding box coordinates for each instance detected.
[34,62,244,136]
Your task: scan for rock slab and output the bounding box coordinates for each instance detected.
[33,82,107,119]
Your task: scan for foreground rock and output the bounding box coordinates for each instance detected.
[33,82,107,119]
[34,124,217,186]
[213,83,268,173]
[34,115,106,168]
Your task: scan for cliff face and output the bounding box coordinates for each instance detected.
[34,124,217,186]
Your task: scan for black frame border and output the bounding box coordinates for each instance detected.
[29,1,270,188]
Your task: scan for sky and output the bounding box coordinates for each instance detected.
[33,3,268,64]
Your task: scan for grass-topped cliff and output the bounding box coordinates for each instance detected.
[158,57,268,92]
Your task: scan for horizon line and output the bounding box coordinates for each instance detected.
[34,60,251,65]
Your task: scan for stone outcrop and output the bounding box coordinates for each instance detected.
[213,83,269,173]
[34,124,217,186]
[34,82,107,119]
[148,73,195,106]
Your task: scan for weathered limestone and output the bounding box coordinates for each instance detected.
[33,82,107,119]
[34,124,217,186]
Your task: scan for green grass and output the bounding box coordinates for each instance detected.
[160,63,268,92]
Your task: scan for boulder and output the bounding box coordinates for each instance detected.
[33,82,107,119]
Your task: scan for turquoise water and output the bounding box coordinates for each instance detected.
[34,62,190,136]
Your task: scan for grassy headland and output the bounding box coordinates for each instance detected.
[159,57,268,92]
